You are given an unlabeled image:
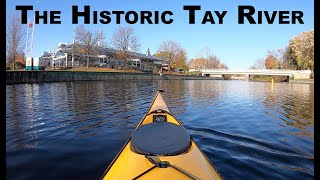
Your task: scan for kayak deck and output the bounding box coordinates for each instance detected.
[101,91,222,180]
[103,141,221,179]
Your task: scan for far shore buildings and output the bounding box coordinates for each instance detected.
[39,43,169,72]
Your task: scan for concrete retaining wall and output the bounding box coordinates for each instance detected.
[293,71,312,79]
[6,71,215,84]
[289,79,314,84]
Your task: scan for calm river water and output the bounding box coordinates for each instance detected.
[6,80,314,180]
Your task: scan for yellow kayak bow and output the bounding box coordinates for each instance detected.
[101,90,222,180]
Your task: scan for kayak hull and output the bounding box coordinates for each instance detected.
[101,91,222,180]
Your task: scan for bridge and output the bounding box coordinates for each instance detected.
[201,69,312,81]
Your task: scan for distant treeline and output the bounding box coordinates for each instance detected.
[250,29,314,72]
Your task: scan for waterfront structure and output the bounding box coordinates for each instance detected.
[26,57,46,70]
[39,43,168,71]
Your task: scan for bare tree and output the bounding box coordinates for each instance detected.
[250,58,265,69]
[219,63,229,69]
[156,40,179,63]
[6,13,25,70]
[207,54,221,68]
[199,46,212,59]
[111,26,140,69]
[189,47,227,70]
[74,25,104,68]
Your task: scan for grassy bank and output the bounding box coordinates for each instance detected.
[51,67,145,73]
[48,67,202,76]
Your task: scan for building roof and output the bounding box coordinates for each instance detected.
[43,43,168,62]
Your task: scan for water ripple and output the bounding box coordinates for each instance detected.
[6,80,314,180]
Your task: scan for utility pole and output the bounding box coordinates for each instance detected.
[25,19,30,57]
[30,14,35,58]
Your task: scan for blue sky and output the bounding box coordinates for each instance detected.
[7,0,314,69]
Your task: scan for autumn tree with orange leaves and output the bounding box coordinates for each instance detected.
[265,55,280,69]
[154,41,187,70]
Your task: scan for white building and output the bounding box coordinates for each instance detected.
[39,43,169,71]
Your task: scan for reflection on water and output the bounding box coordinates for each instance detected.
[6,80,314,179]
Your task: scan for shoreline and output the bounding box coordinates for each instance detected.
[6,70,314,85]
[6,70,216,84]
